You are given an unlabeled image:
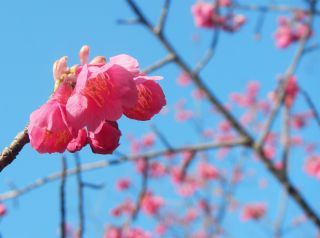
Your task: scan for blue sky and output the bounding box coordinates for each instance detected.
[0,0,320,237]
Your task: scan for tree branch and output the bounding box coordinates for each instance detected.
[0,138,247,202]
[0,126,29,172]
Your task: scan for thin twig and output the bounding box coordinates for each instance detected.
[232,3,320,16]
[131,158,149,221]
[60,156,67,238]
[255,7,314,148]
[150,123,173,150]
[154,0,171,35]
[142,54,175,74]
[75,153,85,238]
[281,106,290,177]
[0,126,29,172]
[193,28,220,75]
[300,88,320,128]
[0,138,247,202]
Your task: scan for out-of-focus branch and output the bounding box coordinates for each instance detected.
[154,0,171,35]
[150,123,174,150]
[193,28,220,75]
[142,54,175,74]
[131,159,149,222]
[232,3,320,16]
[0,138,247,202]
[75,154,85,238]
[0,126,29,172]
[300,88,320,128]
[281,106,290,177]
[273,190,288,238]
[255,6,314,148]
[60,156,67,238]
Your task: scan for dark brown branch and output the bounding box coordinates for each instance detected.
[75,153,84,238]
[0,126,29,172]
[60,156,67,238]
[300,88,320,128]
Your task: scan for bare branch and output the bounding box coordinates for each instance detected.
[142,54,175,74]
[154,0,171,35]
[0,126,29,172]
[232,3,320,16]
[193,29,220,75]
[60,156,67,238]
[150,123,173,150]
[0,138,247,202]
[75,153,85,238]
[300,88,320,128]
[131,158,149,222]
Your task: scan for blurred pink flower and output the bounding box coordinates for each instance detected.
[116,178,131,191]
[241,203,266,221]
[198,162,219,180]
[141,192,164,216]
[0,203,7,217]
[304,155,320,179]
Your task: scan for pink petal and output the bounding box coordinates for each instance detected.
[124,79,166,121]
[88,121,121,154]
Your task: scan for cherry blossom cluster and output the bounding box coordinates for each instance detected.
[28,46,166,154]
[191,0,246,32]
[274,13,312,48]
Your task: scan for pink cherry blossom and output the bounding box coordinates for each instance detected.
[111,199,135,217]
[88,121,121,154]
[116,178,131,191]
[141,192,164,216]
[29,83,74,153]
[304,155,320,179]
[103,226,122,238]
[191,2,218,28]
[241,203,266,221]
[149,161,166,177]
[155,224,167,236]
[66,63,137,131]
[67,128,88,153]
[177,71,191,86]
[274,16,312,49]
[141,133,155,148]
[191,1,245,32]
[198,162,219,180]
[124,228,151,238]
[109,54,140,76]
[218,0,232,7]
[0,203,7,217]
[124,77,166,121]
